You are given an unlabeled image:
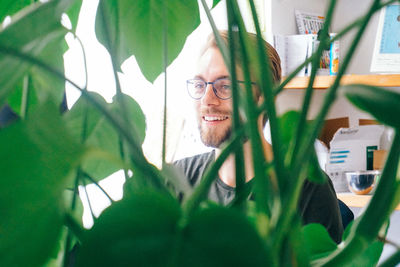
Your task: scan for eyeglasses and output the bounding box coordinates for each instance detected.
[186,77,256,100]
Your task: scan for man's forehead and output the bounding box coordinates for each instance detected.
[194,47,229,79]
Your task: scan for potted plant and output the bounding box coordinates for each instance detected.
[0,0,399,266]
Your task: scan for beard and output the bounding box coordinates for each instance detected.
[197,107,232,148]
[199,123,232,148]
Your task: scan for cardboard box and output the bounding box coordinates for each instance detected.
[326,125,385,192]
[373,150,387,170]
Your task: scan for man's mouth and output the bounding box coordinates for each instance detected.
[203,115,229,122]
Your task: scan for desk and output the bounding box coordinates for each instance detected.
[337,193,400,211]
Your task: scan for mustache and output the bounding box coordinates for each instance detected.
[200,108,231,116]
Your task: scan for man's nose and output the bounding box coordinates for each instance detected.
[201,84,219,105]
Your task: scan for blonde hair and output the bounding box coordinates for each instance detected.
[201,30,282,84]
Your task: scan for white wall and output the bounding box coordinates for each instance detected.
[270,0,381,74]
[270,0,396,126]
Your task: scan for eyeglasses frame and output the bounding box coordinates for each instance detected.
[186,77,256,100]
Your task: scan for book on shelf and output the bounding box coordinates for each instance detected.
[274,34,339,77]
[370,3,400,73]
[295,9,325,34]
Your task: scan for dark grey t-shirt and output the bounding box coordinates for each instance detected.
[174,150,343,243]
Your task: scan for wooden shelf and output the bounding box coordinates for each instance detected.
[337,193,400,211]
[283,74,400,90]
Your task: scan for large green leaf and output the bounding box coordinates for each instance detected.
[0,0,73,107]
[95,0,200,82]
[278,111,326,184]
[339,220,386,267]
[77,190,181,266]
[341,84,400,129]
[0,100,83,267]
[0,0,32,23]
[302,223,337,261]
[64,92,146,181]
[7,33,67,116]
[179,206,269,266]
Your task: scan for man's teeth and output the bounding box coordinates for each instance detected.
[204,116,228,121]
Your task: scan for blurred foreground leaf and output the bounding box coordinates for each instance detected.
[279,111,326,184]
[342,84,400,129]
[77,190,181,266]
[64,93,146,182]
[7,33,67,116]
[0,0,73,107]
[302,223,337,261]
[0,0,31,22]
[0,100,83,267]
[180,206,269,266]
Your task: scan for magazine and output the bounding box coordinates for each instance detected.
[295,10,325,34]
[370,4,400,73]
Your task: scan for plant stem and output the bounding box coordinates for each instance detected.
[63,171,81,267]
[247,0,285,196]
[82,171,114,203]
[20,75,30,119]
[292,0,337,165]
[199,0,230,69]
[162,0,168,167]
[81,176,96,223]
[226,0,246,210]
[379,249,400,267]
[64,212,84,241]
[73,34,89,90]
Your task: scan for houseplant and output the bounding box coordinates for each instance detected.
[0,0,399,266]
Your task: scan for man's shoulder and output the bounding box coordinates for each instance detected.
[174,150,215,185]
[174,151,215,167]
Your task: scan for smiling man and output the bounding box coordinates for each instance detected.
[175,31,343,243]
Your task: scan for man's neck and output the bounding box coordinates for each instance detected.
[215,137,272,188]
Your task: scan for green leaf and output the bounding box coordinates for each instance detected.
[279,110,300,158]
[0,0,72,107]
[77,190,181,266]
[65,93,146,182]
[280,218,310,267]
[0,100,83,267]
[302,223,337,261]
[95,0,200,82]
[344,240,384,267]
[110,93,146,146]
[342,84,400,129]
[7,33,67,116]
[0,0,32,23]
[123,164,160,195]
[212,0,221,9]
[308,147,327,184]
[279,110,326,183]
[64,92,106,142]
[64,92,121,182]
[65,0,83,32]
[180,206,269,266]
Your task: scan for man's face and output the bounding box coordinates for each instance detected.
[194,47,233,148]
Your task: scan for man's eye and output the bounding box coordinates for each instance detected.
[221,84,231,90]
[194,82,204,89]
[217,81,231,90]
